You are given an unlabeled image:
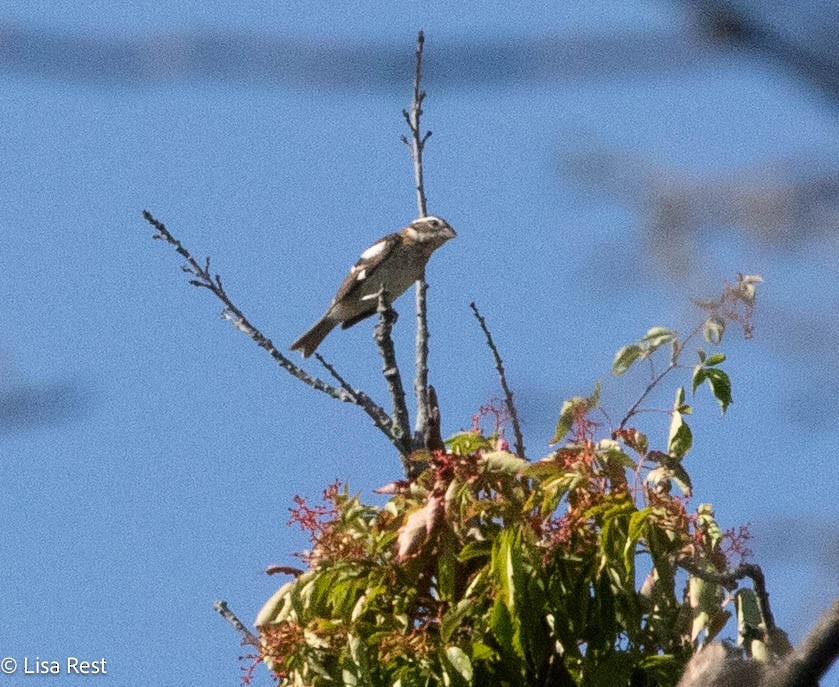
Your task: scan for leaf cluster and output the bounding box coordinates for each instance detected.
[255,276,768,686]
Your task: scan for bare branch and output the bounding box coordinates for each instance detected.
[405,30,429,218]
[314,352,406,457]
[403,29,433,446]
[618,321,703,430]
[214,600,259,648]
[142,210,404,448]
[373,291,414,467]
[679,560,778,642]
[414,277,431,446]
[469,302,526,458]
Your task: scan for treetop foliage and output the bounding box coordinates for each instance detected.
[253,275,776,687]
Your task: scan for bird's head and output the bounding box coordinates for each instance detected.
[407,215,456,248]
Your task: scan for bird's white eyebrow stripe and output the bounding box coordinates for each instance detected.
[360,240,388,260]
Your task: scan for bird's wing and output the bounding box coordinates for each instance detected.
[329,232,401,306]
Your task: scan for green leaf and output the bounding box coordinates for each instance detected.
[736,589,771,660]
[667,388,693,459]
[691,366,707,394]
[705,368,732,414]
[552,399,581,444]
[627,507,652,544]
[481,451,528,474]
[589,379,602,408]
[445,431,494,455]
[595,439,636,477]
[696,503,722,548]
[443,646,473,685]
[668,415,692,460]
[441,599,474,643]
[437,534,457,602]
[470,642,496,662]
[612,344,642,376]
[671,462,693,496]
[625,508,651,573]
[492,530,523,611]
[457,539,493,563]
[689,574,725,644]
[704,353,726,366]
[489,597,519,659]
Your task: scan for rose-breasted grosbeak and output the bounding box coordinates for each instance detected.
[290,216,456,358]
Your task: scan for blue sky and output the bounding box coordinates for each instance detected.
[1,2,838,685]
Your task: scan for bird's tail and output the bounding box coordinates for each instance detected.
[290,317,337,358]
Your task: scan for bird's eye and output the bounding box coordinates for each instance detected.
[429,219,440,227]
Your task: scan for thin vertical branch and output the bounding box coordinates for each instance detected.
[402,29,433,447]
[403,30,430,218]
[470,302,526,458]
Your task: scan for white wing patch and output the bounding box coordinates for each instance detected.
[360,240,388,261]
[355,268,367,281]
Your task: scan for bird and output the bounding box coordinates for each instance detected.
[290,215,456,358]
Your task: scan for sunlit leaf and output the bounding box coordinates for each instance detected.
[457,540,493,562]
[703,316,725,344]
[640,326,677,353]
[551,383,600,444]
[254,581,294,627]
[437,533,457,602]
[444,646,473,684]
[481,451,528,474]
[445,431,494,455]
[612,344,642,376]
[396,505,429,562]
[668,414,692,460]
[695,503,722,549]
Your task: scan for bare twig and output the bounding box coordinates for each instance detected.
[142,210,403,448]
[401,29,433,447]
[373,291,414,466]
[618,321,703,430]
[401,29,430,218]
[314,353,406,457]
[214,599,260,648]
[469,302,526,458]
